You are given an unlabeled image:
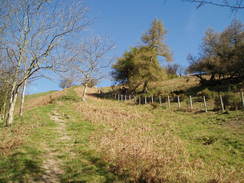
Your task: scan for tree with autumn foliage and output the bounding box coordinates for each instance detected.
[188,20,244,84]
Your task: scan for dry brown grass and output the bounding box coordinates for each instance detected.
[0,129,23,156]
[71,85,244,182]
[77,103,150,125]
[73,95,198,182]
[91,124,196,182]
[24,90,66,111]
[0,122,38,156]
[152,76,199,95]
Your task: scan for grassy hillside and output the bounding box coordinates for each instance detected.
[0,86,243,182]
[103,76,199,95]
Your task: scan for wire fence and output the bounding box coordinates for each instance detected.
[100,91,244,113]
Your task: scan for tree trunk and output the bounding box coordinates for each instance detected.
[82,83,88,101]
[19,79,27,117]
[1,103,6,120]
[2,93,8,120]
[142,81,148,93]
[210,73,215,81]
[5,83,18,126]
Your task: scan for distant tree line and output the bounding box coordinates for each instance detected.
[112,19,244,94]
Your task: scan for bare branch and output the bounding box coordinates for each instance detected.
[185,0,244,10]
[61,36,115,87]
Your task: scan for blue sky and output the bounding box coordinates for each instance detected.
[27,0,244,94]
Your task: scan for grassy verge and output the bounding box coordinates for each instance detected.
[0,104,57,182]
[57,103,122,182]
[56,88,122,182]
[1,88,122,182]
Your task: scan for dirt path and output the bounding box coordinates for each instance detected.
[38,110,71,183]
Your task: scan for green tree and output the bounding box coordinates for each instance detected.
[112,46,166,93]
[142,19,172,61]
[112,19,172,93]
[141,19,172,92]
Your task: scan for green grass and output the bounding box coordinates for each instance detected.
[0,104,56,182]
[25,90,57,100]
[0,87,243,182]
[0,88,122,182]
[55,90,122,182]
[141,105,244,176]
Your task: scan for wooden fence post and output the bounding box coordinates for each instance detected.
[177,96,181,109]
[220,95,225,112]
[189,96,193,111]
[167,96,171,109]
[125,95,127,101]
[159,96,162,105]
[129,95,131,100]
[151,96,154,103]
[241,91,244,109]
[145,96,147,104]
[203,96,208,112]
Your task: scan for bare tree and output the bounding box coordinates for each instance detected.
[65,36,115,101]
[59,78,75,89]
[1,0,89,126]
[184,0,244,11]
[19,79,27,117]
[166,64,180,76]
[0,61,16,120]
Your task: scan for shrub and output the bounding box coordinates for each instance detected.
[56,95,80,103]
[198,88,215,99]
[173,94,187,102]
[91,124,195,182]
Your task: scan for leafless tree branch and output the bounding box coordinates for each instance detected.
[184,0,244,10]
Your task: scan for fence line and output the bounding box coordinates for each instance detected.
[241,91,244,108]
[102,91,244,112]
[167,96,171,109]
[203,96,208,112]
[189,96,193,111]
[220,95,225,112]
[177,96,181,109]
